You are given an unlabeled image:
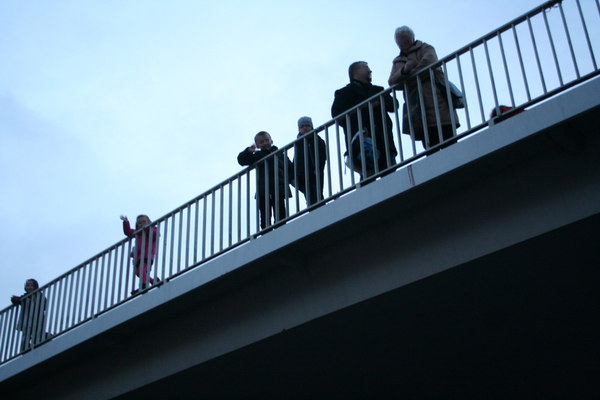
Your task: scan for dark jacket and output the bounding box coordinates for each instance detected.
[331,80,397,157]
[293,132,326,192]
[238,146,293,198]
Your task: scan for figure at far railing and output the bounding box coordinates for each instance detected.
[331,61,397,179]
[388,26,461,151]
[238,131,294,230]
[293,116,327,207]
[120,214,160,294]
[9,279,48,352]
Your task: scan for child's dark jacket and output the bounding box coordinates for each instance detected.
[237,146,293,198]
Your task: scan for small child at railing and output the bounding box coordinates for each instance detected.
[238,131,293,230]
[120,214,159,294]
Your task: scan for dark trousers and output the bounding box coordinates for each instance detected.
[257,193,286,229]
[297,176,323,207]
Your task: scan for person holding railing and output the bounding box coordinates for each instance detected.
[121,214,159,293]
[388,26,459,150]
[238,131,294,230]
[293,116,326,207]
[331,61,397,178]
[10,278,47,351]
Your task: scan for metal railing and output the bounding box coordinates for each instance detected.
[1,0,598,366]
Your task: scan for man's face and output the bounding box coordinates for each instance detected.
[353,62,372,83]
[255,134,273,151]
[395,32,414,53]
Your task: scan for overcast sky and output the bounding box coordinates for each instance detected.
[1,0,557,302]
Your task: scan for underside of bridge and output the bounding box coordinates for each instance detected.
[115,214,599,399]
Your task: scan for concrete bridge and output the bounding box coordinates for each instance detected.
[1,71,599,399]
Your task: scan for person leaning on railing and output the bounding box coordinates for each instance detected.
[238,131,294,229]
[388,26,460,150]
[331,61,397,177]
[293,116,326,207]
[121,214,159,294]
[10,278,48,351]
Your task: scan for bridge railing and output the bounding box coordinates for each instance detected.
[1,0,598,366]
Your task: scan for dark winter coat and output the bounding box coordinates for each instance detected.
[238,146,293,198]
[293,132,326,194]
[331,80,398,158]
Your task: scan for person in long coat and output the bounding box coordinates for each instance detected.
[11,278,47,351]
[331,61,397,176]
[293,116,327,207]
[388,26,459,149]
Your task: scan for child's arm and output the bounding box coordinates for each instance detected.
[237,145,258,166]
[121,216,135,237]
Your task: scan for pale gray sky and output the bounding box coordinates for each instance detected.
[0,0,554,301]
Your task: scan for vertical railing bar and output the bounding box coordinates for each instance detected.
[117,245,125,303]
[283,148,291,214]
[219,186,224,251]
[497,32,516,107]
[455,55,471,130]
[484,40,500,112]
[139,229,147,291]
[313,132,323,202]
[428,68,444,144]
[468,48,486,124]
[273,155,280,222]
[160,219,168,281]
[237,178,242,242]
[245,172,251,238]
[194,200,199,263]
[391,90,404,162]
[345,114,356,186]
[202,197,208,259]
[334,123,344,191]
[75,267,84,323]
[301,135,310,205]
[575,0,597,70]
[512,24,532,101]
[169,214,175,278]
[84,261,93,322]
[380,93,393,169]
[403,81,418,155]
[177,209,183,272]
[152,223,160,284]
[527,15,548,93]
[186,205,191,269]
[416,74,430,149]
[0,312,7,361]
[66,270,75,326]
[441,63,458,135]
[356,109,367,179]
[559,1,580,78]
[210,190,216,254]
[228,180,233,247]
[7,307,16,358]
[263,158,269,228]
[367,101,379,175]
[103,252,111,310]
[324,127,333,198]
[543,7,563,85]
[293,139,301,212]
